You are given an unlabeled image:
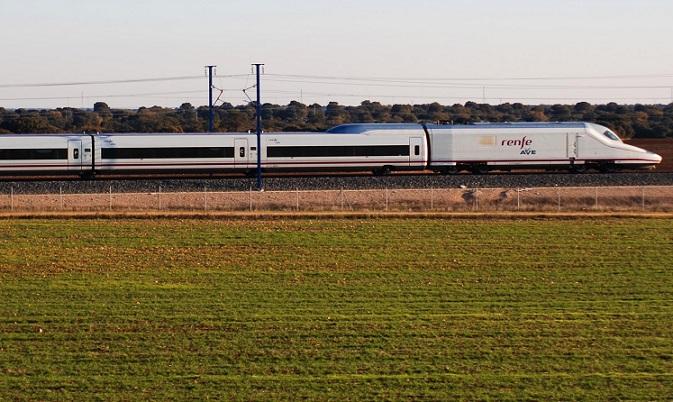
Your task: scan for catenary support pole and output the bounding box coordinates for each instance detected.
[206,65,216,132]
[252,63,264,191]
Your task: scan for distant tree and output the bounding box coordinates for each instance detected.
[1,100,671,138]
[306,103,326,130]
[221,108,253,132]
[448,104,471,123]
[426,102,449,122]
[524,106,548,122]
[9,110,57,133]
[129,106,181,132]
[390,104,416,122]
[574,102,592,113]
[93,102,111,115]
[349,101,375,123]
[325,102,349,126]
[178,103,202,132]
[278,101,309,129]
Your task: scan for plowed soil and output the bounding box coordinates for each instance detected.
[626,138,673,171]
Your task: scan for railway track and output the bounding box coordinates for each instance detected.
[1,171,672,193]
[1,168,670,183]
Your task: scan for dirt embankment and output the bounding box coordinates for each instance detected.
[626,138,673,171]
[2,186,672,214]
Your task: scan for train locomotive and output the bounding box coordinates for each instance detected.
[0,122,662,178]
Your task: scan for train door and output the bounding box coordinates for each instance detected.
[234,138,248,168]
[567,133,578,159]
[409,137,423,166]
[81,136,93,172]
[67,139,82,172]
[576,133,595,159]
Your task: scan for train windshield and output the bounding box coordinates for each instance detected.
[602,129,621,141]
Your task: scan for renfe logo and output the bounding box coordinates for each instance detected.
[501,136,533,148]
[501,136,536,155]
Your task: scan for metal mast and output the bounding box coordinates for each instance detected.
[205,65,216,132]
[252,63,264,190]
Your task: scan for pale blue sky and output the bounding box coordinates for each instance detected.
[2,0,673,108]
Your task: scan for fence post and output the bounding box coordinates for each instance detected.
[204,185,208,211]
[430,187,434,211]
[385,187,389,211]
[296,188,300,211]
[474,188,478,211]
[340,188,344,211]
[109,185,112,211]
[249,185,253,212]
[641,187,645,211]
[594,187,598,210]
[516,188,520,211]
[557,187,561,212]
[59,186,64,210]
[158,185,162,210]
[10,186,14,211]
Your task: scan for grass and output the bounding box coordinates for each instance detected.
[1,217,672,400]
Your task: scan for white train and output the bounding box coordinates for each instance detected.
[0,122,662,178]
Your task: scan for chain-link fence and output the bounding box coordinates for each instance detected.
[1,185,673,212]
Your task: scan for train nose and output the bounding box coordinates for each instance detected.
[651,152,663,163]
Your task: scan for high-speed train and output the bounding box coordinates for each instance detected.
[0,122,662,178]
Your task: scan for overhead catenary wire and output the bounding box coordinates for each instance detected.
[3,71,673,107]
[266,72,673,82]
[264,77,673,91]
[2,91,672,104]
[4,71,673,90]
[0,88,253,102]
[0,74,251,88]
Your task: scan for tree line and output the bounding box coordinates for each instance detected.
[1,100,673,138]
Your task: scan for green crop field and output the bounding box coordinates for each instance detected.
[1,217,672,400]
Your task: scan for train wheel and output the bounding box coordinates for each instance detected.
[80,172,96,180]
[571,164,587,173]
[373,166,392,176]
[598,163,616,173]
[470,164,488,175]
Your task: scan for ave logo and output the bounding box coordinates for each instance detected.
[501,136,536,155]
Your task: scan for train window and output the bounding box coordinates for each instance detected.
[239,147,245,157]
[603,130,620,141]
[267,145,410,158]
[102,147,235,159]
[414,145,420,156]
[0,148,67,160]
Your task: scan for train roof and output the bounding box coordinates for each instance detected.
[327,124,421,133]
[327,122,588,134]
[425,122,588,130]
[3,121,589,137]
